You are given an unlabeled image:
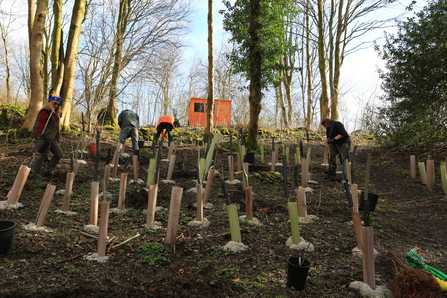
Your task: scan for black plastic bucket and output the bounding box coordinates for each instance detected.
[286,256,311,291]
[0,220,16,256]
[359,191,379,212]
[138,140,145,149]
[244,152,255,164]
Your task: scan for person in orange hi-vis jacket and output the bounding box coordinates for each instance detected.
[153,115,180,145]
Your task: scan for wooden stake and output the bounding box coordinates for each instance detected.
[165,186,184,245]
[301,158,308,188]
[112,143,122,178]
[203,168,215,204]
[242,162,249,190]
[97,201,110,257]
[73,162,80,175]
[117,173,127,209]
[103,164,111,191]
[167,142,175,161]
[35,184,56,227]
[410,155,417,179]
[426,159,434,190]
[196,183,203,221]
[166,154,176,180]
[62,172,75,211]
[352,211,363,249]
[90,181,99,226]
[133,155,139,181]
[296,188,307,218]
[228,155,234,181]
[245,186,253,220]
[146,184,158,225]
[236,151,242,172]
[80,131,87,152]
[6,165,31,205]
[362,226,376,290]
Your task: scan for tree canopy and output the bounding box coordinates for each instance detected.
[375,0,447,148]
[221,0,298,150]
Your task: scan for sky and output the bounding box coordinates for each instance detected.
[1,0,427,131]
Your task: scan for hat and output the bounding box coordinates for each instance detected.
[48,96,62,104]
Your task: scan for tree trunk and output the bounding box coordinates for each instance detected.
[60,0,87,130]
[104,0,130,127]
[206,0,214,138]
[305,0,313,128]
[50,0,64,95]
[330,0,344,121]
[277,82,289,128]
[317,0,330,121]
[1,32,11,101]
[22,0,48,131]
[247,0,262,151]
[51,0,63,92]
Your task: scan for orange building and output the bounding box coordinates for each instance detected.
[187,97,232,127]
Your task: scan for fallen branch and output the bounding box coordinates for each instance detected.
[111,233,141,249]
[80,231,98,239]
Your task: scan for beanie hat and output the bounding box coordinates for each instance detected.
[48,96,62,104]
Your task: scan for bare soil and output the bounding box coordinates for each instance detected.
[0,130,446,298]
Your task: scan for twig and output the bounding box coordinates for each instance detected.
[111,233,140,249]
[80,231,98,239]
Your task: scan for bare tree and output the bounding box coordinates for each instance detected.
[0,0,23,102]
[22,0,48,130]
[206,0,214,137]
[301,0,402,121]
[101,0,192,126]
[147,44,183,116]
[59,0,87,130]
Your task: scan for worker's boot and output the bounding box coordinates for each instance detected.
[32,158,45,180]
[44,156,60,176]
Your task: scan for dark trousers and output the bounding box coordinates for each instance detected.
[328,140,351,175]
[154,123,173,143]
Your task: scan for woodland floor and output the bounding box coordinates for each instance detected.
[0,129,447,298]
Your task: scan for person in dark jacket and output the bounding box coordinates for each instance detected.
[118,109,140,155]
[321,118,351,180]
[31,95,64,179]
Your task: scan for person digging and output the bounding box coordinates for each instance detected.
[152,115,180,153]
[321,118,351,181]
[31,95,64,180]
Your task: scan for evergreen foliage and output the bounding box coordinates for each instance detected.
[220,0,298,151]
[375,0,447,149]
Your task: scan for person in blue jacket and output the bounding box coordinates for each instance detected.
[321,118,351,180]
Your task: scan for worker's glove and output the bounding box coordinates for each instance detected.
[327,138,335,143]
